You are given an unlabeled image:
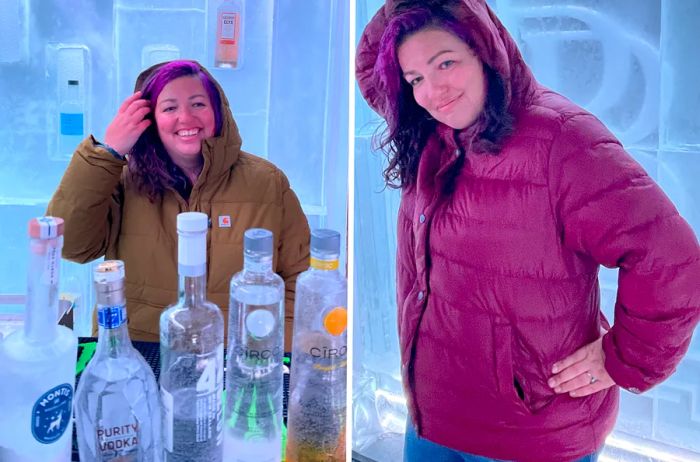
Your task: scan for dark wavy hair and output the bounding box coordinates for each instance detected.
[374,1,514,189]
[128,60,223,201]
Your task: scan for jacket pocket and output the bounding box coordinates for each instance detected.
[511,335,556,414]
[493,320,533,415]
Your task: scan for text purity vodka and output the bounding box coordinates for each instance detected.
[226,228,285,461]
[160,212,224,462]
[286,229,347,462]
[0,217,78,462]
[74,260,162,461]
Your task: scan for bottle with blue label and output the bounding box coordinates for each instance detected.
[0,217,78,462]
[286,229,347,462]
[58,79,85,159]
[225,228,285,462]
[74,260,162,461]
[160,212,224,462]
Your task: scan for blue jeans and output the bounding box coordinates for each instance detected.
[404,423,600,462]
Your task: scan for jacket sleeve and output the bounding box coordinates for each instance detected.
[47,136,126,263]
[549,113,700,393]
[275,170,311,349]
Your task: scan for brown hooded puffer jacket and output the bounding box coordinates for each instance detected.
[48,61,310,351]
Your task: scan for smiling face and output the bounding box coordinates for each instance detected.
[398,27,487,130]
[155,75,216,167]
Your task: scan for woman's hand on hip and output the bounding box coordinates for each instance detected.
[548,335,616,398]
[104,91,152,156]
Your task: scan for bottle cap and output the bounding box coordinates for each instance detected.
[94,260,125,283]
[177,212,208,275]
[177,212,208,233]
[311,229,340,254]
[28,217,64,239]
[244,228,273,253]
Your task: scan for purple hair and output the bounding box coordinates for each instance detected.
[128,60,224,201]
[374,1,513,190]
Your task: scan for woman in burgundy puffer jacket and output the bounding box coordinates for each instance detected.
[356,1,700,461]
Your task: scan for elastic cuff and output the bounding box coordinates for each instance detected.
[93,137,127,161]
[602,332,651,394]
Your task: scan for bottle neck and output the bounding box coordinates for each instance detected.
[243,252,273,274]
[179,273,208,306]
[96,308,132,358]
[310,251,340,272]
[95,282,132,358]
[25,237,62,342]
[66,81,80,103]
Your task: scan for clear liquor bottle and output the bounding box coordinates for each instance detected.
[160,212,224,462]
[225,228,285,462]
[286,229,347,462]
[0,217,78,462]
[74,260,162,461]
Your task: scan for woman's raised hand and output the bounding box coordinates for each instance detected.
[104,91,152,156]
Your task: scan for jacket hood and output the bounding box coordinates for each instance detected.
[134,60,243,182]
[356,0,537,119]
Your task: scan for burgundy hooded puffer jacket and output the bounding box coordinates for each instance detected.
[356,1,700,461]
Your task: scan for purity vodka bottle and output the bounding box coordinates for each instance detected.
[160,212,224,462]
[0,217,78,462]
[225,228,285,462]
[286,229,347,462]
[74,260,162,461]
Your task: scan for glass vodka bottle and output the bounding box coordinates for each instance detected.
[74,260,162,461]
[225,228,285,462]
[160,212,224,462]
[0,217,78,462]
[286,229,347,462]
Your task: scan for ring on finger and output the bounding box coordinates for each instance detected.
[586,372,598,385]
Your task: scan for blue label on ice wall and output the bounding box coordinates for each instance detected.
[31,383,73,444]
[60,113,84,136]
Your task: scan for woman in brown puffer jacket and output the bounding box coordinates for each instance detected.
[48,60,310,351]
